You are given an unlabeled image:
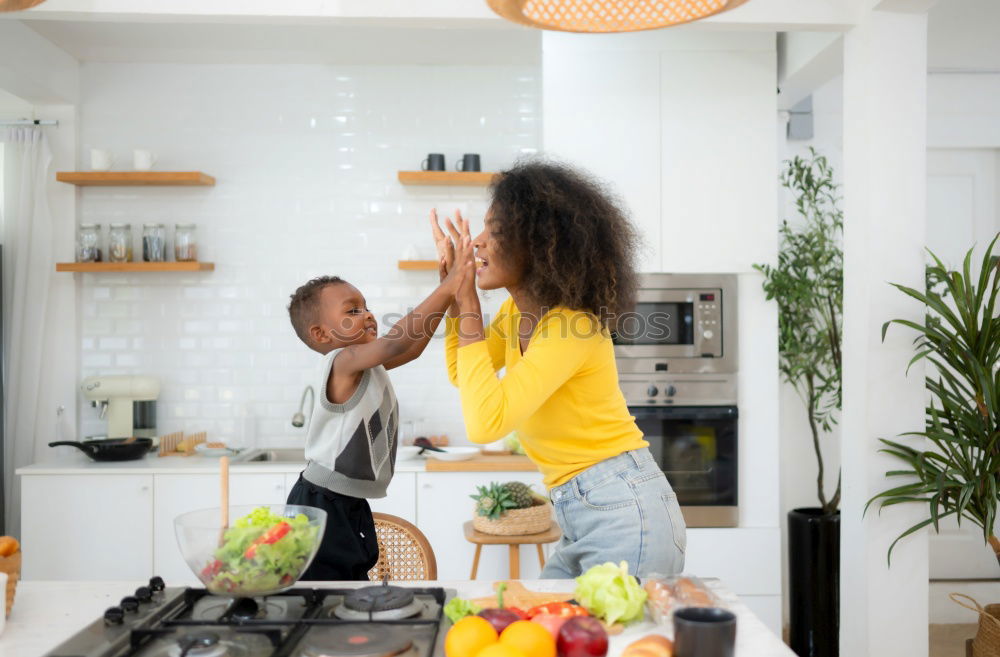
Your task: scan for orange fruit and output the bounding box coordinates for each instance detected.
[445,616,498,657]
[474,644,527,657]
[0,537,19,558]
[499,620,556,657]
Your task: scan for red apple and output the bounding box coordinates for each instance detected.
[557,616,609,657]
[478,608,522,635]
[531,613,569,639]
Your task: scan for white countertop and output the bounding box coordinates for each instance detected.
[0,580,794,657]
[16,453,429,475]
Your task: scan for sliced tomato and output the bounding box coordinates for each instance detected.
[526,602,589,618]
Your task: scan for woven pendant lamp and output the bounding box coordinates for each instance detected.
[487,0,752,33]
[0,0,46,11]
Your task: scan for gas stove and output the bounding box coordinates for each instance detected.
[45,577,455,657]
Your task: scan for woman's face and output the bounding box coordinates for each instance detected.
[472,208,521,291]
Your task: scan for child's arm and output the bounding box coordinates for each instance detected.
[333,235,473,379]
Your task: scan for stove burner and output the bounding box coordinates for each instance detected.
[343,585,415,613]
[175,632,225,657]
[227,598,260,620]
[301,626,414,657]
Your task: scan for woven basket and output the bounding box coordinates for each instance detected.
[0,552,21,618]
[951,593,1000,657]
[473,501,553,536]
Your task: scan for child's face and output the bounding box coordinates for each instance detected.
[309,282,377,351]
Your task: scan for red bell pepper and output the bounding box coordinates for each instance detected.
[244,521,291,559]
[201,559,223,578]
[526,602,589,618]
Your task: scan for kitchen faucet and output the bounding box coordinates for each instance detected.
[291,385,315,428]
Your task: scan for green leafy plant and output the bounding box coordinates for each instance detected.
[754,148,843,514]
[869,238,1000,567]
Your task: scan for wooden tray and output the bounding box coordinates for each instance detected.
[424,453,537,472]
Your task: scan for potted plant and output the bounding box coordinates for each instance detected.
[754,148,842,657]
[870,239,1000,654]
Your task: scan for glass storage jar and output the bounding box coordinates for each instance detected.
[174,223,198,262]
[76,223,102,262]
[108,223,133,263]
[142,223,166,262]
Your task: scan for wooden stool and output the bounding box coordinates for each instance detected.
[463,521,562,579]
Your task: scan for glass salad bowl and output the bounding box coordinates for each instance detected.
[174,504,326,597]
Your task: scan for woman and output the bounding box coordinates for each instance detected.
[430,160,686,578]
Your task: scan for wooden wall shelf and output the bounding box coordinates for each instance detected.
[56,262,215,273]
[397,171,495,187]
[398,260,439,271]
[56,172,216,186]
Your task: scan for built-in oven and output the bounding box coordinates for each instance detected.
[630,405,738,527]
[615,273,739,527]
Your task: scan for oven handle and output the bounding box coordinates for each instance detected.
[629,405,738,421]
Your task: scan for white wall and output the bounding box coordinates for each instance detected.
[73,62,540,445]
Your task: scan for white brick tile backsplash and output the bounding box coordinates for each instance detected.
[77,61,540,443]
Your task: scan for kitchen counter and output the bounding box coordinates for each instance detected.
[16,452,536,475]
[0,580,794,657]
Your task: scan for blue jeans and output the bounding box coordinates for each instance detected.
[540,448,686,579]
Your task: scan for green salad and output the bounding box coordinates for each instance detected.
[200,506,320,594]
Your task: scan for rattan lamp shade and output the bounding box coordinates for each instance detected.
[0,0,45,11]
[487,0,751,33]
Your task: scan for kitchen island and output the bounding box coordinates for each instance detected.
[17,453,782,632]
[0,580,794,656]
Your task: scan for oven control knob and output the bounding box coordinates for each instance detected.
[120,596,139,613]
[148,576,165,592]
[666,385,677,397]
[703,329,714,340]
[646,385,659,397]
[134,586,153,603]
[103,606,125,625]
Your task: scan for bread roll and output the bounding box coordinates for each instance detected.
[622,634,673,657]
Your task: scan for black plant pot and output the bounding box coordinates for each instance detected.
[788,508,840,657]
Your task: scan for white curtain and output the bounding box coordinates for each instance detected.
[1,127,53,537]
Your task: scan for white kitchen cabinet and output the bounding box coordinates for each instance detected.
[153,473,288,584]
[21,474,153,580]
[415,472,547,581]
[543,45,662,273]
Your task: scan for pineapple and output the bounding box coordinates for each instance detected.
[470,482,518,520]
[502,481,536,509]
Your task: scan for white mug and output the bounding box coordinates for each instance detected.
[133,149,157,171]
[90,148,115,171]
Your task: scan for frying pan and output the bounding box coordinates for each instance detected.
[48,437,153,462]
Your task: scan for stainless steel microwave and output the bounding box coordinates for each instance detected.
[613,273,738,376]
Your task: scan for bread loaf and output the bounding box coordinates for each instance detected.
[621,634,673,657]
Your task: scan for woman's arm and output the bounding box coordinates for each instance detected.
[450,236,603,443]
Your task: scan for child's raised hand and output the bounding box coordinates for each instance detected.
[446,234,477,306]
[429,209,459,280]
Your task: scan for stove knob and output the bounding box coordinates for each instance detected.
[666,385,677,397]
[134,586,153,603]
[646,385,659,398]
[120,596,139,613]
[148,576,165,592]
[103,606,125,625]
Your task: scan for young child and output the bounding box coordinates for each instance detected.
[285,236,471,580]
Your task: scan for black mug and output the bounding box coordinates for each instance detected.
[421,153,446,171]
[674,607,737,657]
[456,153,481,172]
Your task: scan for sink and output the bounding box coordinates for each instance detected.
[235,448,306,464]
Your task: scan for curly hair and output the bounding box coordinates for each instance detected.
[488,159,640,331]
[288,275,345,346]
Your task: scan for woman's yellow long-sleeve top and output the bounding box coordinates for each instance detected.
[445,297,647,489]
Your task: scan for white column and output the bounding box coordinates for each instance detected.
[841,9,929,657]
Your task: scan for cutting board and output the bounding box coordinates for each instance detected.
[424,453,537,472]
